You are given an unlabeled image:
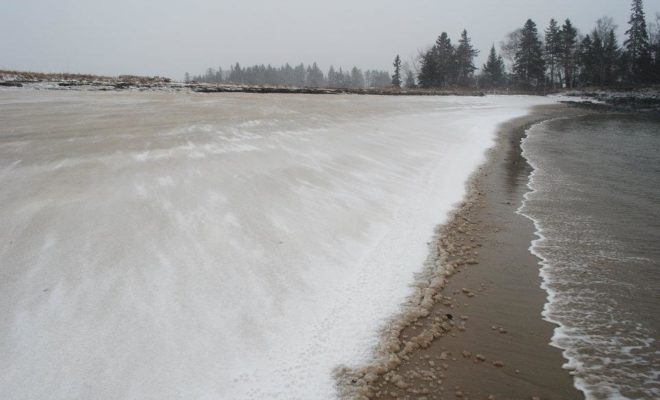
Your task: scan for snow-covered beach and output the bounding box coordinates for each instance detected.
[0,91,556,399]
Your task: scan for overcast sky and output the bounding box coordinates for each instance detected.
[1,0,658,80]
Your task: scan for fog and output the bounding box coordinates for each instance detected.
[0,1,658,81]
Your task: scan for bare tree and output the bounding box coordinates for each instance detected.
[500,29,523,71]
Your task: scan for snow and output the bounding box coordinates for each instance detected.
[0,91,555,400]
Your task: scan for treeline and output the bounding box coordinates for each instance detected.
[187,0,659,91]
[187,63,392,89]
[420,0,660,90]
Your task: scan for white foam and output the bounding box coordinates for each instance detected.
[518,119,660,400]
[0,92,556,399]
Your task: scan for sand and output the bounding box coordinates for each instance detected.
[338,104,592,400]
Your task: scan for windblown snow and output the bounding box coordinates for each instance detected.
[0,91,554,399]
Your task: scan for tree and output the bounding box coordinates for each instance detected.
[293,63,306,87]
[405,70,416,88]
[500,29,523,69]
[514,19,546,88]
[434,33,456,86]
[306,63,324,87]
[418,47,439,88]
[481,45,506,88]
[351,66,365,88]
[455,29,479,86]
[392,55,402,87]
[545,19,562,88]
[651,13,660,82]
[577,35,597,86]
[327,66,338,88]
[418,32,457,88]
[593,17,621,85]
[603,30,622,84]
[624,0,652,82]
[560,19,579,88]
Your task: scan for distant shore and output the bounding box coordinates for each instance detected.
[3,70,660,110]
[0,69,485,96]
[337,104,591,400]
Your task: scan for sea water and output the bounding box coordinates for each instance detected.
[521,114,660,399]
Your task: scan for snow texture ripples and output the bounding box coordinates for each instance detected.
[0,91,554,399]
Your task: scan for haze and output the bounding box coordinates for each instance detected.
[1,0,658,80]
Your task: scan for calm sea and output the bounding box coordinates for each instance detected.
[520,113,660,399]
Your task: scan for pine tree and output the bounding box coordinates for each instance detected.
[392,55,402,87]
[592,17,621,85]
[482,45,506,88]
[560,19,578,88]
[418,47,438,88]
[306,63,325,87]
[435,33,456,86]
[544,19,562,88]
[455,30,479,86]
[577,35,597,86]
[418,32,458,88]
[514,19,546,88]
[591,33,605,85]
[351,66,365,89]
[327,66,338,88]
[624,0,652,82]
[603,30,622,84]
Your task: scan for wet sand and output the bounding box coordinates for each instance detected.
[339,104,591,400]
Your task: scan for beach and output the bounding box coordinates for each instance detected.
[4,89,656,399]
[0,91,558,399]
[341,104,591,400]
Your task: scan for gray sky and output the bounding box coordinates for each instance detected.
[1,0,658,80]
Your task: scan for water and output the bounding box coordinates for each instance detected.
[0,90,555,399]
[521,114,660,399]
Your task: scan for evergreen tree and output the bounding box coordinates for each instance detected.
[435,33,456,86]
[293,63,306,87]
[482,45,506,87]
[624,0,652,82]
[577,35,597,86]
[351,66,365,88]
[560,19,579,88]
[392,55,402,87]
[590,33,605,85]
[336,67,350,88]
[455,30,479,86]
[544,19,562,88]
[418,32,460,88]
[306,63,325,87]
[603,30,622,84]
[231,63,243,83]
[418,47,439,88]
[514,19,546,88]
[592,18,621,85]
[327,66,338,88]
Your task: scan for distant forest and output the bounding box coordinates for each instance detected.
[187,63,393,89]
[187,0,660,90]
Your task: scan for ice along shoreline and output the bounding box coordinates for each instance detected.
[337,103,591,400]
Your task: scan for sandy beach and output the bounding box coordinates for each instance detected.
[339,104,592,400]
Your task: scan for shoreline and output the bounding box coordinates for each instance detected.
[338,104,591,400]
